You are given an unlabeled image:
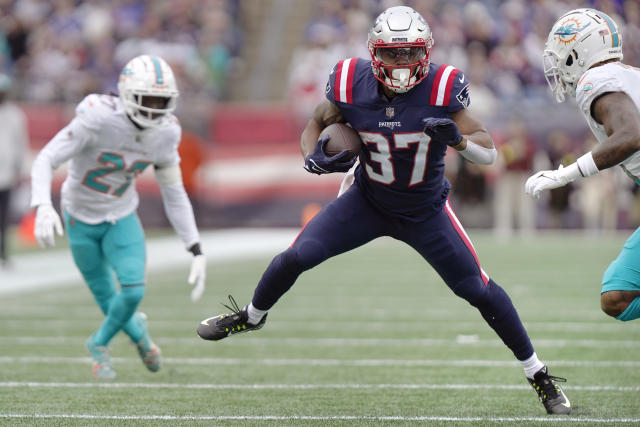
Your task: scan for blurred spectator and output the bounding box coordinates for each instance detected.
[0,73,28,267]
[178,130,205,218]
[493,116,537,238]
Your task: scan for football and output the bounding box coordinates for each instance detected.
[320,123,362,160]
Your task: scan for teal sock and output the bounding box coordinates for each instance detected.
[616,297,640,322]
[93,284,145,346]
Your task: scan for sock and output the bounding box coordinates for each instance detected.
[247,302,267,325]
[521,352,545,379]
[93,284,145,346]
[616,297,640,321]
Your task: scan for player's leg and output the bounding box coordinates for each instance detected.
[0,189,10,264]
[102,213,159,371]
[401,199,570,414]
[65,213,117,379]
[601,227,640,321]
[198,185,390,341]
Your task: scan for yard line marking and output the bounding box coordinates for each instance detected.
[1,414,640,423]
[2,336,639,348]
[2,319,631,333]
[1,356,640,369]
[1,381,638,392]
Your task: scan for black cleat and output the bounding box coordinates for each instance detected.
[197,295,267,341]
[527,366,571,415]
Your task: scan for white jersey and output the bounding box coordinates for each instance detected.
[576,62,640,184]
[31,94,181,224]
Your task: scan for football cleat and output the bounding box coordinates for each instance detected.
[197,295,267,341]
[527,366,571,415]
[132,312,161,372]
[86,335,116,380]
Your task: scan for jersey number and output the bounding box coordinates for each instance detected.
[83,152,151,196]
[359,131,431,186]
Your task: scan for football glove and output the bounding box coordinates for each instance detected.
[525,164,579,199]
[304,136,356,175]
[34,204,64,248]
[188,254,206,302]
[422,117,463,147]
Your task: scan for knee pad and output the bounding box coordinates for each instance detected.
[120,284,145,306]
[292,239,329,270]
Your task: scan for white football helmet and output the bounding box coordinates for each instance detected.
[368,6,433,94]
[117,55,179,127]
[543,8,623,102]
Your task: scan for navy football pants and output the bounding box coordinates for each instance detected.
[252,184,534,361]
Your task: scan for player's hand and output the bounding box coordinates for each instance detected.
[188,254,206,302]
[34,204,64,248]
[422,117,463,147]
[525,165,574,199]
[304,136,356,175]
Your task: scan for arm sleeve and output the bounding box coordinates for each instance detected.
[30,117,94,207]
[156,164,200,249]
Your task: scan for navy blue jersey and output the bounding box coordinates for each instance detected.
[325,58,470,219]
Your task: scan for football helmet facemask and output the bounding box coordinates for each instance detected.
[543,8,623,102]
[118,55,179,128]
[368,6,433,94]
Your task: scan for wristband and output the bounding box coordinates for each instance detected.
[576,152,599,177]
[188,243,202,256]
[458,139,497,165]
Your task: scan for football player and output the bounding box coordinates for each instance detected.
[526,10,640,322]
[31,55,206,380]
[198,6,570,414]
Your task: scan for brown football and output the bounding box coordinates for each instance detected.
[320,123,362,160]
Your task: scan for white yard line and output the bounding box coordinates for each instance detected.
[0,414,638,423]
[0,356,639,369]
[0,381,638,392]
[2,335,639,348]
[0,228,297,296]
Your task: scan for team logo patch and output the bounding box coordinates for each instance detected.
[583,82,594,93]
[456,84,470,108]
[386,107,395,118]
[554,18,591,45]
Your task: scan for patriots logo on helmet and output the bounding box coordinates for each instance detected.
[456,84,470,108]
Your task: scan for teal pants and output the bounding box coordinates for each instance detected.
[602,226,640,321]
[65,211,146,345]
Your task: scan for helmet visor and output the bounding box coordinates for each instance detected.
[377,46,426,64]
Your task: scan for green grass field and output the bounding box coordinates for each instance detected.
[1,231,639,426]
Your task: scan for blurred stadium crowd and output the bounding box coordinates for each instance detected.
[1,0,639,236]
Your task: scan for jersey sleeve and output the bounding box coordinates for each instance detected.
[429,65,470,113]
[576,67,625,116]
[154,118,182,168]
[325,58,359,105]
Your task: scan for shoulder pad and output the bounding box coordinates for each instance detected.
[75,94,119,130]
[326,58,360,104]
[576,65,624,113]
[429,65,470,111]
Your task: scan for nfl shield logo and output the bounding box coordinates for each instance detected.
[385,107,395,118]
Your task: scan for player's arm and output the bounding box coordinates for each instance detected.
[590,91,640,169]
[526,91,640,198]
[155,163,206,302]
[300,99,345,157]
[422,109,496,165]
[301,99,354,174]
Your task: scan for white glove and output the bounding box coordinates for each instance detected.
[188,254,206,302]
[525,163,581,199]
[34,204,64,248]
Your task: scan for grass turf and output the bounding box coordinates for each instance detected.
[1,231,639,426]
